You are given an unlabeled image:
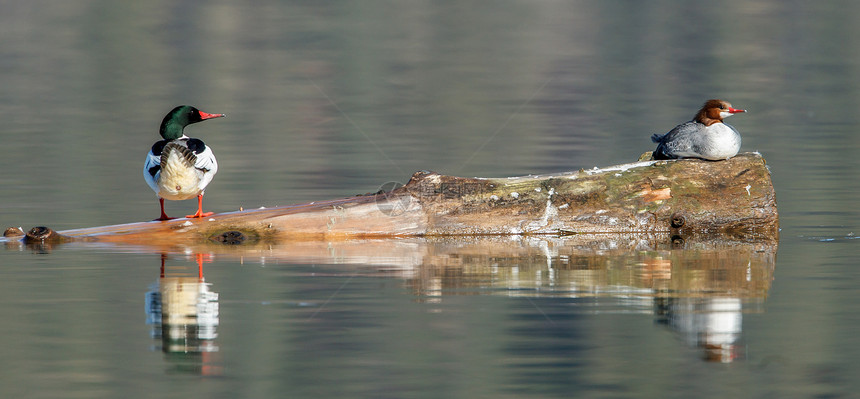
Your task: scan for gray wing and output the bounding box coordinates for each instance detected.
[652,121,703,159]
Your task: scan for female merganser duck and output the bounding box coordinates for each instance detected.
[144,105,225,221]
[651,99,746,160]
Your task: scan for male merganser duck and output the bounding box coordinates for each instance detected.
[144,105,225,221]
[651,99,746,160]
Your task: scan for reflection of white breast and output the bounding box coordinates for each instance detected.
[699,297,743,346]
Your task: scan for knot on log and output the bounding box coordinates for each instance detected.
[24,226,67,244]
[670,213,686,229]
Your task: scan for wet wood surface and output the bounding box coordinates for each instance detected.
[6,152,778,246]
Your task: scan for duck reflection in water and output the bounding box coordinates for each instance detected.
[655,296,749,363]
[145,253,221,375]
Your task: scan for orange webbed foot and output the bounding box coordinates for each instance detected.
[185,211,214,219]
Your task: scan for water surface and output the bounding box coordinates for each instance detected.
[2,1,860,398]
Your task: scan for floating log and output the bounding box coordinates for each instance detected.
[7,152,778,245]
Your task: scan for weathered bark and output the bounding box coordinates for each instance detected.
[8,152,778,245]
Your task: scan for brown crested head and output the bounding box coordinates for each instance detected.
[694,99,746,126]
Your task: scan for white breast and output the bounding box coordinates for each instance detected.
[700,123,741,160]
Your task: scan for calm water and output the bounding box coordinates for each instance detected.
[2,1,860,398]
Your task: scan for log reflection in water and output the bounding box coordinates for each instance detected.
[52,234,772,364]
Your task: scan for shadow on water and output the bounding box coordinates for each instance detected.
[6,233,775,365]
